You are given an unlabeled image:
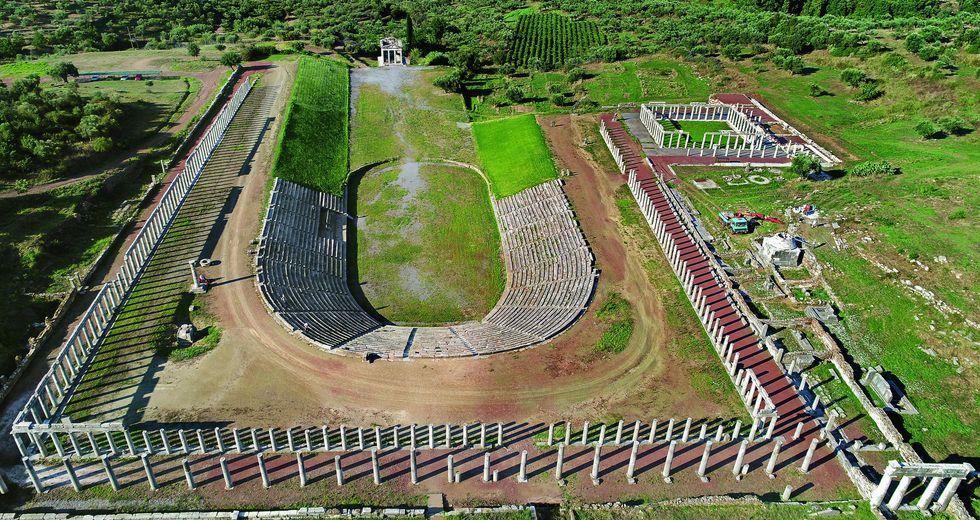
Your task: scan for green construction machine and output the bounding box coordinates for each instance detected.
[718,211,750,234]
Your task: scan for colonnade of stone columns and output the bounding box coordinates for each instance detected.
[598,120,625,173]
[624,169,778,426]
[11,78,257,438]
[869,461,974,514]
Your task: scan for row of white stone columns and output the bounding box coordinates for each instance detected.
[623,169,778,422]
[18,417,783,461]
[17,422,509,461]
[12,78,257,437]
[20,433,824,494]
[869,461,974,514]
[598,120,626,173]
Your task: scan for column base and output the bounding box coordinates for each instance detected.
[699,476,709,483]
[627,477,637,484]
[662,476,673,484]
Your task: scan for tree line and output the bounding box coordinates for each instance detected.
[0,76,122,181]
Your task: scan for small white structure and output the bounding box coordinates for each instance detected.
[378,37,404,66]
[760,233,803,268]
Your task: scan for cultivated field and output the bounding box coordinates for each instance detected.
[507,12,605,68]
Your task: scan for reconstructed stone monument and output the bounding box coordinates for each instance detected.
[378,37,404,66]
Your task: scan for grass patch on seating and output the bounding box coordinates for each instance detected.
[593,292,634,354]
[271,56,349,196]
[356,163,504,325]
[472,114,557,198]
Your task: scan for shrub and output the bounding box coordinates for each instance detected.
[433,68,463,93]
[219,51,242,68]
[905,33,924,54]
[567,66,587,83]
[808,83,828,97]
[855,82,884,101]
[849,160,900,177]
[721,43,742,60]
[914,120,943,139]
[917,44,942,61]
[187,42,200,56]
[841,67,866,87]
[936,116,971,136]
[788,154,822,178]
[505,83,526,103]
[773,53,806,74]
[882,53,907,69]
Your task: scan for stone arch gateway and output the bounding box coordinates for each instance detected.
[256,177,598,359]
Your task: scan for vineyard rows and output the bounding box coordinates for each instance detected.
[507,13,605,68]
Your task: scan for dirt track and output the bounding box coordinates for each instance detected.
[141,105,743,427]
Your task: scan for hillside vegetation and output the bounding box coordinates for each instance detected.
[271,56,349,195]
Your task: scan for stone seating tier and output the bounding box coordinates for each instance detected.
[256,178,597,358]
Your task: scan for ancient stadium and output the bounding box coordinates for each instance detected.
[0,28,975,520]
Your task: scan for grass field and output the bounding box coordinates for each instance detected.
[468,56,711,118]
[472,114,558,197]
[351,68,475,169]
[665,120,733,145]
[271,56,349,195]
[78,77,200,144]
[356,163,504,324]
[719,49,979,461]
[673,161,978,458]
[350,68,497,323]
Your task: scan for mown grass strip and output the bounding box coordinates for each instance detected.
[472,114,558,198]
[271,56,350,195]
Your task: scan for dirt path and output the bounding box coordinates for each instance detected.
[139,109,741,427]
[0,68,227,199]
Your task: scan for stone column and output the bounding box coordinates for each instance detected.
[182,458,196,490]
[219,456,233,489]
[446,454,454,483]
[870,463,897,508]
[648,420,658,444]
[482,452,490,483]
[681,418,691,442]
[335,455,344,485]
[22,457,44,493]
[564,423,571,446]
[518,450,528,483]
[63,459,82,492]
[411,450,419,484]
[555,444,565,483]
[257,452,270,488]
[935,477,964,510]
[615,420,624,445]
[581,422,590,445]
[444,424,451,448]
[340,425,347,451]
[697,440,712,482]
[547,423,554,445]
[371,448,380,485]
[665,419,674,441]
[732,440,748,480]
[662,440,677,483]
[886,475,913,511]
[760,434,783,478]
[323,426,331,451]
[597,424,606,446]
[141,453,158,490]
[800,439,818,473]
[297,452,308,487]
[793,422,804,440]
[626,442,639,484]
[590,444,602,485]
[357,427,364,450]
[916,476,943,511]
[428,424,435,449]
[101,455,120,491]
